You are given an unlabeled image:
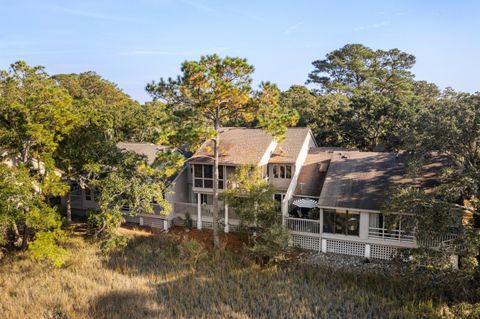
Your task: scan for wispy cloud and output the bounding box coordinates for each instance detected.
[353,21,390,32]
[284,22,303,35]
[119,47,229,56]
[51,5,139,22]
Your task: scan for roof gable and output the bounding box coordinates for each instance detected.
[191,128,275,165]
[116,142,169,165]
[268,128,312,164]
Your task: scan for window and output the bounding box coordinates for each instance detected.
[194,193,213,205]
[286,166,292,178]
[193,164,224,189]
[271,164,292,179]
[70,182,80,192]
[85,188,92,201]
[323,209,335,233]
[323,209,360,236]
[274,193,285,203]
[201,194,212,204]
[368,213,414,242]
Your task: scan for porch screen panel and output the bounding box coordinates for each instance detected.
[346,213,360,236]
[322,209,359,236]
[335,212,347,234]
[323,209,335,233]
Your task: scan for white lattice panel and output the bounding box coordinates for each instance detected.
[371,245,398,260]
[326,239,365,257]
[291,234,320,251]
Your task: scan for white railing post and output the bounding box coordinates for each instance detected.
[197,193,202,230]
[321,239,327,253]
[365,244,371,258]
[224,203,229,233]
[163,220,169,232]
[139,217,144,226]
[451,255,459,270]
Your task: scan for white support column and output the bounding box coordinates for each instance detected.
[163,220,169,232]
[321,239,327,253]
[365,244,371,259]
[139,217,144,226]
[197,193,202,230]
[319,208,324,253]
[319,208,324,234]
[359,211,369,240]
[224,203,229,233]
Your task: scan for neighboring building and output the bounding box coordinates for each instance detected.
[65,128,457,261]
[62,142,173,229]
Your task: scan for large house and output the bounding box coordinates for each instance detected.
[66,127,457,261]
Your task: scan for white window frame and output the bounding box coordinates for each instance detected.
[193,164,224,189]
[271,164,292,179]
[368,213,414,242]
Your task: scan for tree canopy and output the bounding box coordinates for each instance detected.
[285,44,439,151]
[147,54,298,248]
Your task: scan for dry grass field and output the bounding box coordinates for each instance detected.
[0,225,478,319]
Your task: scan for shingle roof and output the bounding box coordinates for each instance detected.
[116,142,169,165]
[269,128,312,164]
[317,151,406,211]
[294,148,347,197]
[192,127,312,166]
[191,127,275,165]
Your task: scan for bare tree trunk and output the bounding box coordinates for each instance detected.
[11,222,21,246]
[21,141,31,163]
[21,224,29,251]
[66,192,72,223]
[212,123,220,249]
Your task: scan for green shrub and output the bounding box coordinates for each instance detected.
[184,212,193,229]
[250,224,290,265]
[28,229,67,267]
[178,239,207,266]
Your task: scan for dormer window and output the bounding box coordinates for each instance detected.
[193,164,224,189]
[272,164,292,179]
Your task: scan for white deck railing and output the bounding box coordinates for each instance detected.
[173,202,197,216]
[417,233,459,249]
[368,227,415,243]
[286,217,320,234]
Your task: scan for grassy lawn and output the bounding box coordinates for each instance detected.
[0,226,478,319]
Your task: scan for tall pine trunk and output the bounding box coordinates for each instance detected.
[212,123,220,249]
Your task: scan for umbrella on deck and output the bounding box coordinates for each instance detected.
[292,198,318,208]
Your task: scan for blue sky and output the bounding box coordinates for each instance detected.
[1,0,479,102]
